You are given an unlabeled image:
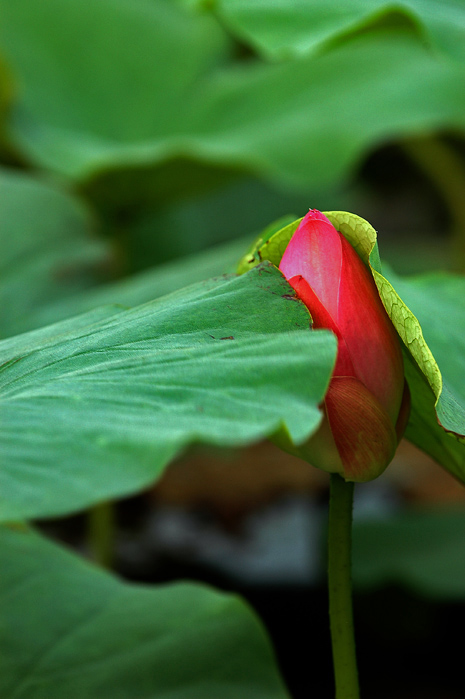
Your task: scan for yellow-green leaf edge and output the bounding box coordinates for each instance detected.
[237,210,442,405]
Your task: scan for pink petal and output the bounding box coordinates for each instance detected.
[325,376,398,482]
[286,274,355,378]
[279,210,343,320]
[336,233,404,423]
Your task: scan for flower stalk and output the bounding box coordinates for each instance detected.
[328,474,360,699]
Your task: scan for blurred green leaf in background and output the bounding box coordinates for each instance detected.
[1,525,290,699]
[1,0,465,267]
[0,168,111,337]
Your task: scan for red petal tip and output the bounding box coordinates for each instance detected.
[303,209,333,226]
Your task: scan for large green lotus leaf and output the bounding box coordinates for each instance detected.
[0,263,336,522]
[353,507,465,599]
[1,0,465,194]
[0,168,110,338]
[104,33,465,191]
[0,525,290,698]
[0,0,230,196]
[211,0,465,63]
[0,0,228,138]
[382,268,465,482]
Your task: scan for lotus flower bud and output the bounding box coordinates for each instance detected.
[278,210,410,481]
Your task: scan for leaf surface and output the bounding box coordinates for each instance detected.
[383,268,465,481]
[212,0,465,63]
[0,524,290,698]
[0,264,336,521]
[353,507,465,598]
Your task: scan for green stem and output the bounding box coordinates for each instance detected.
[87,501,115,569]
[328,474,360,699]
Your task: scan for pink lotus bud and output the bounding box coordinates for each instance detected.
[279,210,410,481]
